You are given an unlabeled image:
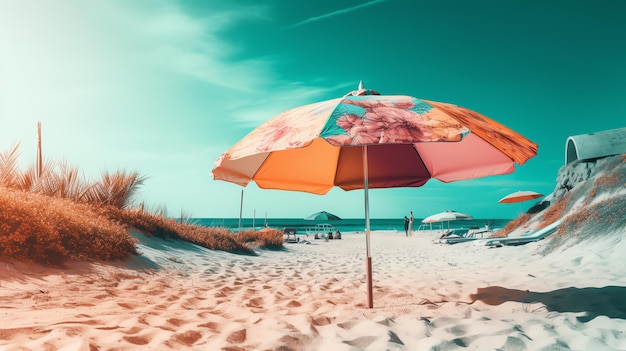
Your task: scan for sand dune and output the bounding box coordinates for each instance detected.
[1,228,625,350]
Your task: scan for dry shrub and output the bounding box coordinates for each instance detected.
[100,208,262,254]
[0,187,280,265]
[541,155,625,254]
[0,187,137,265]
[236,229,284,249]
[36,162,87,200]
[591,154,626,195]
[1,145,283,263]
[0,145,145,210]
[538,195,569,228]
[585,187,597,205]
[544,194,626,254]
[491,213,533,238]
[594,172,622,188]
[82,170,146,209]
[560,194,626,236]
[0,144,21,189]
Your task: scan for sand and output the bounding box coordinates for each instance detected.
[1,229,626,351]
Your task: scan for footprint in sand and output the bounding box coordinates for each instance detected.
[166,318,188,328]
[337,320,359,330]
[279,334,313,350]
[123,334,151,346]
[286,300,301,308]
[0,327,51,341]
[226,328,247,343]
[310,316,331,326]
[95,326,119,331]
[121,326,143,335]
[197,321,221,332]
[117,302,137,310]
[170,330,203,346]
[166,294,180,302]
[343,335,377,348]
[246,297,264,308]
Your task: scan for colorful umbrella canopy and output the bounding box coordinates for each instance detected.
[499,190,544,204]
[304,210,341,221]
[212,83,538,308]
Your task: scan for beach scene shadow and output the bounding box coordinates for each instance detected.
[470,285,626,322]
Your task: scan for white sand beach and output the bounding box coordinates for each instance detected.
[1,228,625,351]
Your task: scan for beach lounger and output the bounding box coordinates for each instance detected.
[283,228,298,243]
[436,227,494,245]
[479,219,562,247]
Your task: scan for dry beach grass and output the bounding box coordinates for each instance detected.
[0,145,283,264]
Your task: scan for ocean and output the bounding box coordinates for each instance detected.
[191,218,512,233]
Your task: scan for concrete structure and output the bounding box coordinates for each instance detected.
[565,127,626,164]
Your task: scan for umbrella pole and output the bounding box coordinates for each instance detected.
[238,189,243,232]
[363,145,373,309]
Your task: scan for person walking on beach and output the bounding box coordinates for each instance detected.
[409,211,414,236]
[403,216,409,236]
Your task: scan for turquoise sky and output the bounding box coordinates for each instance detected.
[1,0,624,220]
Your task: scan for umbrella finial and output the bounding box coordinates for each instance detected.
[345,81,380,97]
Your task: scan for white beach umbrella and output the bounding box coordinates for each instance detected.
[422,210,473,230]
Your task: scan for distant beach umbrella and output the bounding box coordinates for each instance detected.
[423,210,473,229]
[212,82,537,308]
[423,210,473,223]
[305,210,341,221]
[498,190,544,204]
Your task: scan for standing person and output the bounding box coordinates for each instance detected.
[403,216,409,236]
[409,211,414,236]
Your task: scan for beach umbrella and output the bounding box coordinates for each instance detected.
[422,210,473,230]
[423,210,473,223]
[498,190,544,204]
[305,210,342,221]
[423,210,472,231]
[212,82,537,308]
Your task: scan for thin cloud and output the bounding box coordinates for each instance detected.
[286,0,387,29]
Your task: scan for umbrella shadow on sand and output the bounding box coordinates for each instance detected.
[469,285,626,322]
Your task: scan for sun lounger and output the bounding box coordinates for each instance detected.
[283,228,298,243]
[436,227,493,245]
[478,219,562,247]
